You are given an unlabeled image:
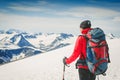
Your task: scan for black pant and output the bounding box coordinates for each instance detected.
[78,68,96,80]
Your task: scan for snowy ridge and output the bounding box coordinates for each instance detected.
[0,39,120,80]
[106,33,120,39]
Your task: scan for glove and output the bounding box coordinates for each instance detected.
[63,57,67,65]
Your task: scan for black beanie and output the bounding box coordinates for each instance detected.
[80,20,91,29]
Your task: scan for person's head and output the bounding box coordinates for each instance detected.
[80,20,91,31]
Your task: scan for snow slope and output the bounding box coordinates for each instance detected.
[0,39,120,80]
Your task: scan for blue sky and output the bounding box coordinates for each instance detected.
[0,0,120,35]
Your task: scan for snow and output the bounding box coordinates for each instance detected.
[0,33,20,49]
[10,52,25,61]
[28,33,59,47]
[28,33,75,48]
[0,38,120,80]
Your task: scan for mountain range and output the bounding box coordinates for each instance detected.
[0,29,75,64]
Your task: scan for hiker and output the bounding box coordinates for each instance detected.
[63,20,96,80]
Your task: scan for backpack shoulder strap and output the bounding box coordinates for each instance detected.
[78,35,89,59]
[79,34,89,41]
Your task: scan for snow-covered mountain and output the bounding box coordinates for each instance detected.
[0,29,75,64]
[0,47,41,64]
[0,38,119,80]
[106,33,120,39]
[10,34,35,48]
[6,29,22,34]
[0,29,75,50]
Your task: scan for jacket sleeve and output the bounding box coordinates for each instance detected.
[66,36,83,64]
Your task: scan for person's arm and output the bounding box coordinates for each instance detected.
[65,36,83,64]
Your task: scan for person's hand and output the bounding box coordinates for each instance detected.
[63,57,67,65]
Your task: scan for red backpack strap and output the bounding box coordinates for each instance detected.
[78,35,89,59]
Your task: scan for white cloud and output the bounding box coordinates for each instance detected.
[0,13,81,34]
[113,16,120,22]
[56,7,120,19]
[38,1,49,5]
[1,3,120,34]
[9,6,45,12]
[8,3,120,20]
[8,1,58,13]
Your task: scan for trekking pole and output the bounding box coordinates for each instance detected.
[62,57,70,80]
[62,63,65,80]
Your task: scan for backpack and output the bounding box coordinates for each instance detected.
[83,28,110,75]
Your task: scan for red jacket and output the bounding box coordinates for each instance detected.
[66,28,92,69]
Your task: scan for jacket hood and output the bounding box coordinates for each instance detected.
[81,28,92,34]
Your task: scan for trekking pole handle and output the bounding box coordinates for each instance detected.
[66,64,70,67]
